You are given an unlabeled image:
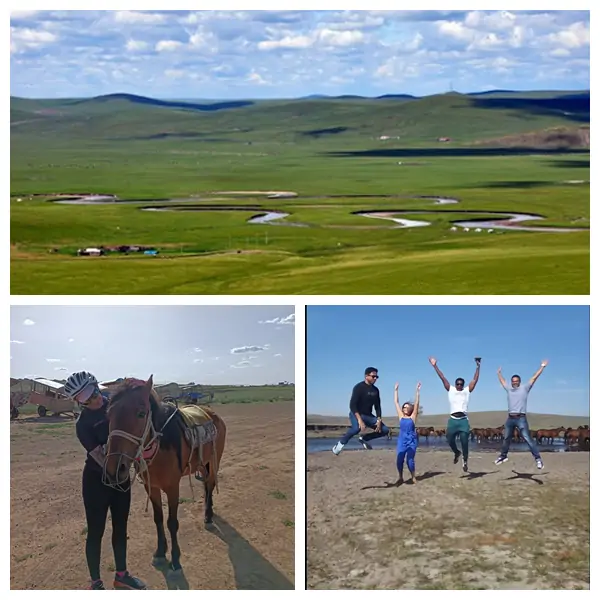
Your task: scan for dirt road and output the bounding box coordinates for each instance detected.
[10,402,294,590]
[307,449,589,590]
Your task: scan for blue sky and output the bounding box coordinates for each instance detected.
[306,305,589,417]
[10,305,294,385]
[10,9,590,99]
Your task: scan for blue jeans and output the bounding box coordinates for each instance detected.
[500,416,541,460]
[340,412,390,445]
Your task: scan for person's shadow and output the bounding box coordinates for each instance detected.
[360,471,445,490]
[505,469,548,485]
[205,515,294,590]
[461,470,499,480]
[151,559,190,590]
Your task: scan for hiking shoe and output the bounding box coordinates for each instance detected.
[536,458,544,470]
[88,580,105,590]
[462,460,468,473]
[332,441,345,455]
[453,452,461,464]
[494,456,508,466]
[114,572,147,590]
[358,436,373,450]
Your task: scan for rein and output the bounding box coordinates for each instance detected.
[103,399,179,512]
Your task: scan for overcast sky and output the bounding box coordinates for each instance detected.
[9,9,590,99]
[10,305,295,385]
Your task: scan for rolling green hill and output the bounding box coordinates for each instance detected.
[10,90,590,295]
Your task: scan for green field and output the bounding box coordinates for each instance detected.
[11,92,590,294]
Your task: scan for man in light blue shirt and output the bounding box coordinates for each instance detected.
[494,360,548,470]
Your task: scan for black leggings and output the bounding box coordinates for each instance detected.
[82,465,131,581]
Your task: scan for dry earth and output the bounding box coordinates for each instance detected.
[11,402,294,590]
[307,449,589,590]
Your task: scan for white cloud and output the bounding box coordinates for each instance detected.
[126,39,148,52]
[274,353,282,357]
[259,313,295,326]
[231,360,251,369]
[547,21,589,49]
[68,338,75,343]
[11,26,59,54]
[55,367,68,371]
[46,358,61,363]
[114,11,166,25]
[10,340,25,344]
[10,11,40,19]
[165,69,186,79]
[192,347,203,353]
[23,319,35,326]
[156,40,183,52]
[230,345,268,354]
[193,358,204,363]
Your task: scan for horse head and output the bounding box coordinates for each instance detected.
[104,375,156,491]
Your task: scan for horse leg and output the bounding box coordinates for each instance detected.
[204,461,215,524]
[149,486,169,565]
[165,486,182,572]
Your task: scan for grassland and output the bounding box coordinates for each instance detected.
[11,92,590,294]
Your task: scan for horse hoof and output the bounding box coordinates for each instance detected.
[152,556,168,567]
[167,565,183,578]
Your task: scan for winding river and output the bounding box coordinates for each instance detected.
[48,193,588,233]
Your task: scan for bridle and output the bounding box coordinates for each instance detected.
[102,390,178,499]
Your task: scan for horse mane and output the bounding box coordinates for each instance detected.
[109,379,186,472]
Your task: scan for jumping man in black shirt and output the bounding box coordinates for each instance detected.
[332,367,390,455]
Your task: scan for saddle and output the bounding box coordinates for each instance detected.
[178,406,218,480]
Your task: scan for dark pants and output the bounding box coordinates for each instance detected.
[340,412,390,445]
[82,464,131,581]
[500,415,541,460]
[446,417,470,462]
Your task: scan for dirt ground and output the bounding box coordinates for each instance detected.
[10,402,294,590]
[307,448,589,590]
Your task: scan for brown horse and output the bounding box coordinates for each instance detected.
[103,376,226,573]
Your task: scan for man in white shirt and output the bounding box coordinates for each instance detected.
[429,356,481,472]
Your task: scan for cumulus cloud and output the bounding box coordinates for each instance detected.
[230,360,251,369]
[259,313,295,326]
[68,338,75,343]
[23,319,35,326]
[156,40,184,52]
[230,345,268,354]
[10,10,589,98]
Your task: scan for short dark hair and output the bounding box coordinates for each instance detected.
[365,367,378,375]
[511,374,521,381]
[455,378,465,385]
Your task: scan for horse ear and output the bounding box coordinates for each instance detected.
[146,374,154,390]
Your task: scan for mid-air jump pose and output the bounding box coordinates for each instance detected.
[429,356,480,472]
[495,361,548,470]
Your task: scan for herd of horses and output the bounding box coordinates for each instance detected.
[403,425,591,449]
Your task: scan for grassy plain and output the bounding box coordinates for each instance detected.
[11,92,589,294]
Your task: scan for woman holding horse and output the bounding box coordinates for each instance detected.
[393,380,421,485]
[65,370,147,590]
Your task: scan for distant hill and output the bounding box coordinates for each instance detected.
[307,411,589,430]
[473,126,590,149]
[10,90,590,146]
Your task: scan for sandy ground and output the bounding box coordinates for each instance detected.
[307,448,589,590]
[10,402,294,590]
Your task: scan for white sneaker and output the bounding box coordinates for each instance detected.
[536,458,544,470]
[332,441,345,455]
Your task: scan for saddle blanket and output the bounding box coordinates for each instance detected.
[179,405,218,449]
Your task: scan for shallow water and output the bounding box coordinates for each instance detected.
[307,436,574,454]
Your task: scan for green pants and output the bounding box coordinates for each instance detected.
[446,417,470,461]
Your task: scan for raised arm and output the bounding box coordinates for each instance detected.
[411,382,422,423]
[393,382,403,420]
[469,357,481,392]
[529,359,548,388]
[497,367,507,389]
[429,357,450,391]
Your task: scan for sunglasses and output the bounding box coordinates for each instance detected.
[369,374,379,379]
